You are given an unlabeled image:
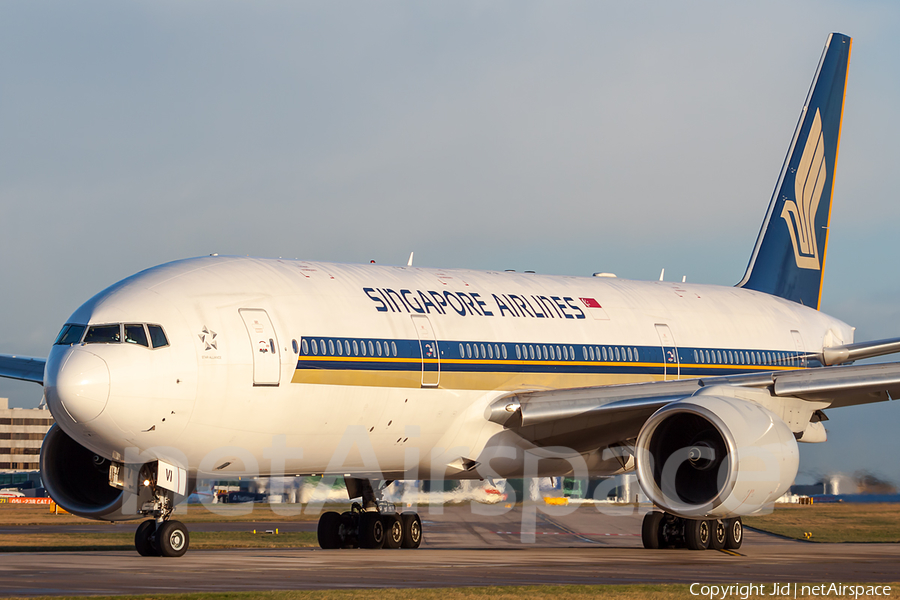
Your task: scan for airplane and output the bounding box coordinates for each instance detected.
[2,32,899,558]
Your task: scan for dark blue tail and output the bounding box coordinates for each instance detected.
[737,33,851,309]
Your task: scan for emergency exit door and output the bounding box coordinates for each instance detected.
[655,323,680,380]
[239,309,281,386]
[411,315,440,387]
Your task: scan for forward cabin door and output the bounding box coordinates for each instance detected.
[411,315,440,387]
[239,308,281,386]
[655,323,680,380]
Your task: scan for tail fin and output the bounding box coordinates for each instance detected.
[737,33,851,309]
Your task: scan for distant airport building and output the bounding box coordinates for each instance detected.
[0,398,54,472]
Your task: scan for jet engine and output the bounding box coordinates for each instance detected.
[40,424,129,520]
[635,393,798,518]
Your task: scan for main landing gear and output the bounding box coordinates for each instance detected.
[317,478,423,550]
[132,466,190,557]
[641,511,742,551]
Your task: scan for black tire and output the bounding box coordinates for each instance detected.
[317,511,342,549]
[400,512,422,549]
[134,519,159,557]
[155,520,189,557]
[359,512,385,549]
[708,520,726,550]
[724,517,743,549]
[383,514,404,549]
[684,519,710,551]
[641,511,664,549]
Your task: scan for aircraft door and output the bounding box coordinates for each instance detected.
[655,323,680,380]
[411,315,440,387]
[239,308,281,386]
[791,329,807,368]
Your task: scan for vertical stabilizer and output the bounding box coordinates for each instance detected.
[737,33,851,309]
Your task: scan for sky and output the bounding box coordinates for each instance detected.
[1,1,899,486]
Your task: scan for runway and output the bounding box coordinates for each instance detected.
[1,504,898,597]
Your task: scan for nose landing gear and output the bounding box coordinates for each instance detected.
[131,461,191,557]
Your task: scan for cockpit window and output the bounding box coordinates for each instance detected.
[124,324,149,347]
[147,325,169,349]
[54,324,86,345]
[84,325,121,344]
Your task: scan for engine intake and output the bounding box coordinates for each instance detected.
[40,424,127,520]
[635,393,798,518]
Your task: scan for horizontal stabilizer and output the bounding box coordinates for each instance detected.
[0,354,46,384]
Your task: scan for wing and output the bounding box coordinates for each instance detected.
[487,361,900,452]
[0,354,46,384]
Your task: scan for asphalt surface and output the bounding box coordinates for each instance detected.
[1,503,899,596]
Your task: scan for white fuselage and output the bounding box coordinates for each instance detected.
[43,256,853,480]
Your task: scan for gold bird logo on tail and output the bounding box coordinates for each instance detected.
[781,109,827,271]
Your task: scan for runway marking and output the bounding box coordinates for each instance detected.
[494,532,639,536]
[717,549,743,557]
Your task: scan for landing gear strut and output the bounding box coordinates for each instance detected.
[317,478,422,550]
[641,511,742,551]
[132,463,190,557]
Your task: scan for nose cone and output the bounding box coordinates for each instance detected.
[48,349,110,423]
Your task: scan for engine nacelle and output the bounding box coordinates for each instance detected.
[635,394,798,518]
[40,424,131,521]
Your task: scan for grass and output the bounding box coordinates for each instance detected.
[0,502,334,526]
[4,585,899,600]
[0,530,317,552]
[743,502,900,542]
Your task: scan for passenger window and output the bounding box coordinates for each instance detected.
[601,347,608,361]
[487,344,493,359]
[293,339,300,354]
[494,344,500,358]
[549,346,556,360]
[382,341,389,356]
[466,344,472,358]
[301,339,309,355]
[147,325,168,349]
[391,341,397,357]
[515,345,521,360]
[269,339,276,354]
[529,345,535,360]
[634,347,639,361]
[459,343,465,357]
[124,324,149,347]
[693,350,699,363]
[312,339,319,355]
[473,344,479,359]
[328,340,335,355]
[564,346,569,361]
[54,324,86,345]
[352,340,359,356]
[501,345,508,359]
[582,346,588,360]
[627,347,633,361]
[345,340,351,355]
[368,341,375,356]
[377,342,383,357]
[84,324,121,344]
[337,340,343,356]
[480,344,486,358]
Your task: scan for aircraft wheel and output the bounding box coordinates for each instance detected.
[641,511,664,549]
[724,517,743,549]
[134,519,159,557]
[317,511,342,549]
[359,512,385,549]
[400,512,422,549]
[708,520,726,550]
[155,520,189,557]
[684,519,710,551]
[383,514,404,549]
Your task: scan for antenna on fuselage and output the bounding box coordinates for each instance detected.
[407,252,414,267]
[659,268,665,281]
